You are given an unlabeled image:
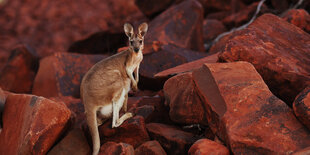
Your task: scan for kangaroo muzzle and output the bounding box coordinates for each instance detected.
[134,47,139,52]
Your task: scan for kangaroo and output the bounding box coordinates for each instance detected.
[80,22,148,155]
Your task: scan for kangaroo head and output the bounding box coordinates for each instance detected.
[124,22,148,53]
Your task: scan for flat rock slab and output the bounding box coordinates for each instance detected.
[146,123,197,155]
[192,62,310,154]
[145,0,204,52]
[293,86,310,130]
[135,140,167,155]
[0,94,71,154]
[281,9,310,33]
[188,139,229,155]
[99,142,134,155]
[218,13,310,104]
[32,52,107,98]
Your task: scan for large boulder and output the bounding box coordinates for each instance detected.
[32,52,107,98]
[293,86,310,130]
[135,140,167,155]
[134,0,174,18]
[281,9,310,33]
[0,94,71,154]
[203,19,227,48]
[146,123,197,154]
[48,129,90,155]
[164,72,207,125]
[218,14,310,104]
[188,139,229,155]
[192,62,310,154]
[0,45,39,93]
[99,142,134,155]
[145,0,204,52]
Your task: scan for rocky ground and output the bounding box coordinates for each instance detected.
[0,0,310,154]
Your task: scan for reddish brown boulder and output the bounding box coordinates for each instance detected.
[50,96,86,129]
[135,140,167,155]
[99,116,150,148]
[218,14,310,104]
[192,62,310,154]
[131,105,155,123]
[282,9,310,33]
[0,45,39,93]
[293,86,310,130]
[48,129,90,155]
[188,139,229,155]
[135,0,174,18]
[293,146,310,155]
[199,0,246,14]
[0,94,71,154]
[32,52,107,98]
[145,0,204,52]
[203,19,227,46]
[146,123,197,154]
[140,44,207,90]
[99,142,134,155]
[164,72,206,125]
[0,0,144,60]
[155,52,219,79]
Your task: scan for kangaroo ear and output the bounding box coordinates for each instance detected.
[124,23,134,38]
[138,22,148,37]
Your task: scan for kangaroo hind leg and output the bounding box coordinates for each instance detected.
[112,88,133,128]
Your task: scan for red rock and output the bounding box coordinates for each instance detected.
[135,140,167,155]
[270,0,290,13]
[222,2,269,29]
[203,19,227,46]
[99,142,134,155]
[145,0,204,52]
[131,105,155,123]
[135,0,174,18]
[293,146,310,155]
[50,96,86,129]
[192,62,310,154]
[48,129,90,155]
[164,72,206,125]
[0,0,144,59]
[206,11,231,21]
[199,0,246,14]
[155,53,219,79]
[146,123,197,154]
[282,9,310,33]
[0,94,71,154]
[293,86,310,130]
[218,14,310,104]
[140,44,208,90]
[99,116,150,148]
[0,45,39,93]
[188,139,229,155]
[0,87,7,129]
[32,52,107,98]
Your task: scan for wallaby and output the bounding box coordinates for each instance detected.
[80,22,148,155]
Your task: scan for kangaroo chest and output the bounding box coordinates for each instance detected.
[127,52,143,74]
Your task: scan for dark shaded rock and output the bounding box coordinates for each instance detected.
[32,52,107,98]
[135,140,167,155]
[293,86,310,130]
[188,139,229,155]
[282,9,310,33]
[48,129,90,155]
[218,14,310,104]
[164,72,207,125]
[99,142,134,155]
[0,94,71,154]
[145,0,204,52]
[199,0,246,14]
[146,123,197,154]
[192,62,310,154]
[135,0,174,18]
[293,146,310,155]
[99,116,150,148]
[0,44,39,93]
[203,19,227,46]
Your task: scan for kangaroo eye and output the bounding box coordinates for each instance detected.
[130,41,134,44]
[139,40,143,44]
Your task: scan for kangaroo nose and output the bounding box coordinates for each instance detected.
[134,48,139,52]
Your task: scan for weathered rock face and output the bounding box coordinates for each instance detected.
[282,9,310,33]
[48,129,90,155]
[203,19,227,46]
[218,14,310,104]
[140,44,208,90]
[135,0,174,18]
[135,140,167,155]
[192,62,310,154]
[0,45,39,93]
[155,52,219,79]
[293,146,310,155]
[0,0,144,62]
[99,142,134,155]
[164,72,206,125]
[145,0,204,52]
[146,123,197,154]
[0,94,71,155]
[188,139,229,155]
[199,0,246,14]
[32,52,107,98]
[99,116,150,148]
[293,86,310,130]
